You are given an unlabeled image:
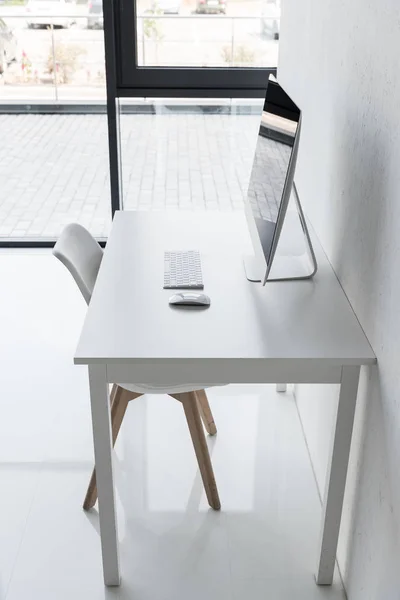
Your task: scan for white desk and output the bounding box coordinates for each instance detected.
[75,211,375,587]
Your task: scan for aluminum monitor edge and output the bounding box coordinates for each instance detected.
[263,112,302,285]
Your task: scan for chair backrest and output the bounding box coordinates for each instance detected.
[53,223,103,305]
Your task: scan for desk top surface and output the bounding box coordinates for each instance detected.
[74,211,375,367]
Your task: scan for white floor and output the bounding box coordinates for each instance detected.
[0,252,346,600]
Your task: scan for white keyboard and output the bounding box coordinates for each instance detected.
[163,250,204,289]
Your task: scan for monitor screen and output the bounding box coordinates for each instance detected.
[246,79,301,271]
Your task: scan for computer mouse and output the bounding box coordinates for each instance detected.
[169,292,210,307]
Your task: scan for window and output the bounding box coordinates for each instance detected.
[110,0,279,96]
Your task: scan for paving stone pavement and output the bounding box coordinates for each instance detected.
[0,110,262,240]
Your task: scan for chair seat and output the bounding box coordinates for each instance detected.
[119,383,221,395]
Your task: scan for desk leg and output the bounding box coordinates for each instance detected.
[315,365,360,585]
[88,364,120,586]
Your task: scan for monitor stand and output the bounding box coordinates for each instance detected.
[243,186,318,283]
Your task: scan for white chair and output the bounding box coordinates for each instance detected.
[53,223,220,511]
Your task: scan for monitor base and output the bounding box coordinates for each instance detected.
[243,255,264,282]
[243,252,316,283]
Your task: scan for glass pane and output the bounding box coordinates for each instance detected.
[119,99,263,211]
[0,4,110,241]
[0,8,105,102]
[0,113,111,239]
[136,0,280,67]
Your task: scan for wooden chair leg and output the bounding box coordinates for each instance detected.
[195,389,217,436]
[172,391,221,510]
[83,386,142,510]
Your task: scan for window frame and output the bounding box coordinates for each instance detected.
[112,0,278,97]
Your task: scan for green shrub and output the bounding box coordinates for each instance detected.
[222,44,255,67]
[47,42,86,84]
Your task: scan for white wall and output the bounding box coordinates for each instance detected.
[278,0,400,598]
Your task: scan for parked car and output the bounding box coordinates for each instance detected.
[152,0,181,14]
[26,0,77,29]
[87,0,103,28]
[0,18,17,74]
[196,0,226,14]
[261,0,280,40]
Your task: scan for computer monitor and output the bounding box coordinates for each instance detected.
[244,76,302,285]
